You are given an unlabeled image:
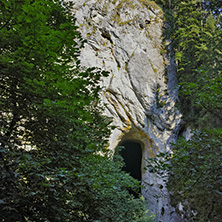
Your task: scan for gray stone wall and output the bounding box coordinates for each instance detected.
[74,1,182,221]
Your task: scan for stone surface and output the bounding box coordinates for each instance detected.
[74,0,182,221]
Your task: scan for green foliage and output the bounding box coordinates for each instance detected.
[147,129,222,221]
[171,0,222,126]
[0,0,152,221]
[180,71,222,128]
[147,1,222,221]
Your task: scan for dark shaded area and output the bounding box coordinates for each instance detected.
[101,31,113,44]
[120,141,142,197]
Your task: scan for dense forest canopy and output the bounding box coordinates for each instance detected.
[150,0,222,221]
[0,0,152,221]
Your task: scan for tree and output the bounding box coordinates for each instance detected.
[147,128,222,221]
[0,0,152,221]
[147,1,222,221]
[169,129,222,221]
[170,0,222,126]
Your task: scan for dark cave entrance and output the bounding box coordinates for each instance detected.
[119,141,142,197]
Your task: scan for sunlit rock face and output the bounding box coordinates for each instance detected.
[74,0,182,221]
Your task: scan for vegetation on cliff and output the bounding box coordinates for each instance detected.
[0,0,152,221]
[149,0,222,221]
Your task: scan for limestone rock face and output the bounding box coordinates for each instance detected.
[74,0,182,221]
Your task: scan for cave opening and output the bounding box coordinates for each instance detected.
[119,141,142,197]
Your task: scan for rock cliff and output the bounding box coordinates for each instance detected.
[74,0,182,221]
